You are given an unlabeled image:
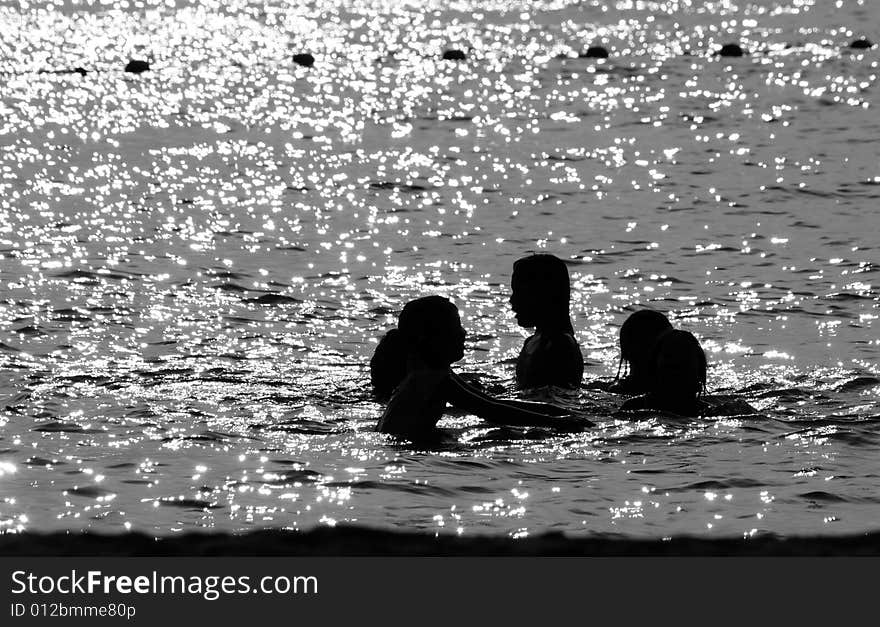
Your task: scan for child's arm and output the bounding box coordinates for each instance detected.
[498,398,571,416]
[446,372,593,429]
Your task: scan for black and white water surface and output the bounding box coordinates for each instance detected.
[1,0,878,539]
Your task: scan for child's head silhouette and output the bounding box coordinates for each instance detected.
[616,309,673,380]
[510,254,573,332]
[398,295,465,365]
[650,329,707,398]
[370,296,465,400]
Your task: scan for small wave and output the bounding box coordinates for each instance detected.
[66,486,116,499]
[161,430,238,443]
[54,269,138,282]
[2,391,30,406]
[252,418,338,435]
[784,427,880,446]
[245,293,301,305]
[62,374,111,385]
[798,491,880,504]
[799,491,848,503]
[51,308,91,322]
[32,422,102,434]
[368,181,429,193]
[755,388,812,401]
[433,458,495,470]
[133,367,194,380]
[14,325,46,336]
[667,478,768,492]
[215,282,249,292]
[826,292,874,303]
[156,497,221,510]
[262,469,323,484]
[25,456,65,467]
[469,426,559,442]
[835,377,880,392]
[326,479,458,498]
[222,315,261,325]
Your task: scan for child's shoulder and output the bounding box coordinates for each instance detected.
[376,367,451,437]
[529,330,580,352]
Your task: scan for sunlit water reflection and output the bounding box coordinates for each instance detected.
[1,0,879,539]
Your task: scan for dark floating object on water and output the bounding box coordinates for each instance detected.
[124,59,150,73]
[580,46,609,59]
[441,49,466,61]
[38,67,88,76]
[849,38,874,49]
[293,53,315,67]
[369,180,428,192]
[718,43,746,57]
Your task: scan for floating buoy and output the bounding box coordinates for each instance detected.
[441,49,466,61]
[718,43,746,57]
[293,53,315,67]
[850,38,874,49]
[124,59,150,73]
[580,46,609,59]
[73,67,87,76]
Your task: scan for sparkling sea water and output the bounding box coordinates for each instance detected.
[1,0,879,540]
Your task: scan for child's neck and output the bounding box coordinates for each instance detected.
[534,316,572,335]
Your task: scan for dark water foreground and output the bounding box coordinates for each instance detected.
[3,527,880,556]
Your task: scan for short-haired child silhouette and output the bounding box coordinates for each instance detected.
[371,295,591,440]
[509,254,584,389]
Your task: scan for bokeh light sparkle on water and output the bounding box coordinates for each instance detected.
[0,0,878,539]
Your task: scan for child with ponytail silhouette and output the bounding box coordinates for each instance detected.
[509,254,584,389]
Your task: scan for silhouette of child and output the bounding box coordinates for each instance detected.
[509,254,584,389]
[607,309,673,395]
[371,295,591,440]
[619,329,709,416]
